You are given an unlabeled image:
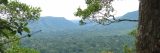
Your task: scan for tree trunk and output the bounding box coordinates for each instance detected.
[137,0,160,53]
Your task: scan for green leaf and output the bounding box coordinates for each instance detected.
[14,22,19,26]
[23,27,30,33]
[24,23,28,26]
[0,0,8,5]
[11,31,17,35]
[128,29,137,36]
[0,0,41,38]
[2,29,9,38]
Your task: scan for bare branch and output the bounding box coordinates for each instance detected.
[118,19,138,22]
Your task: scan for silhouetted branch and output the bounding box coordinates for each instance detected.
[118,19,138,22]
[104,19,138,25]
[86,8,139,25]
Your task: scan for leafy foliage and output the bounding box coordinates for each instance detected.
[5,47,40,53]
[0,0,41,38]
[75,0,114,25]
[5,39,39,53]
[123,44,135,53]
[75,1,102,18]
[2,35,40,53]
[0,0,8,5]
[0,0,41,52]
[128,29,137,37]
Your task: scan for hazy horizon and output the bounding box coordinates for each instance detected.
[19,0,139,20]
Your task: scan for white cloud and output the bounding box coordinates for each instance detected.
[18,0,86,20]
[18,0,139,20]
[112,0,139,17]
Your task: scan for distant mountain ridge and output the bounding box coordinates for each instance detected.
[120,11,138,19]
[23,11,138,53]
[27,10,138,37]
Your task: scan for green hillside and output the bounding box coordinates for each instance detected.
[21,11,138,53]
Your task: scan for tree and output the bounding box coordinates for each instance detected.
[74,0,137,25]
[75,0,160,53]
[137,0,160,53]
[0,0,41,53]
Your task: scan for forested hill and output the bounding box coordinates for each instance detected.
[28,10,138,36]
[22,11,138,53]
[29,16,78,31]
[120,11,138,19]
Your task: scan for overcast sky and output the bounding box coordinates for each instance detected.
[18,0,139,20]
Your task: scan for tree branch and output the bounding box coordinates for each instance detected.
[117,19,139,22]
[2,30,42,45]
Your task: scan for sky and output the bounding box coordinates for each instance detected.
[18,0,139,20]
